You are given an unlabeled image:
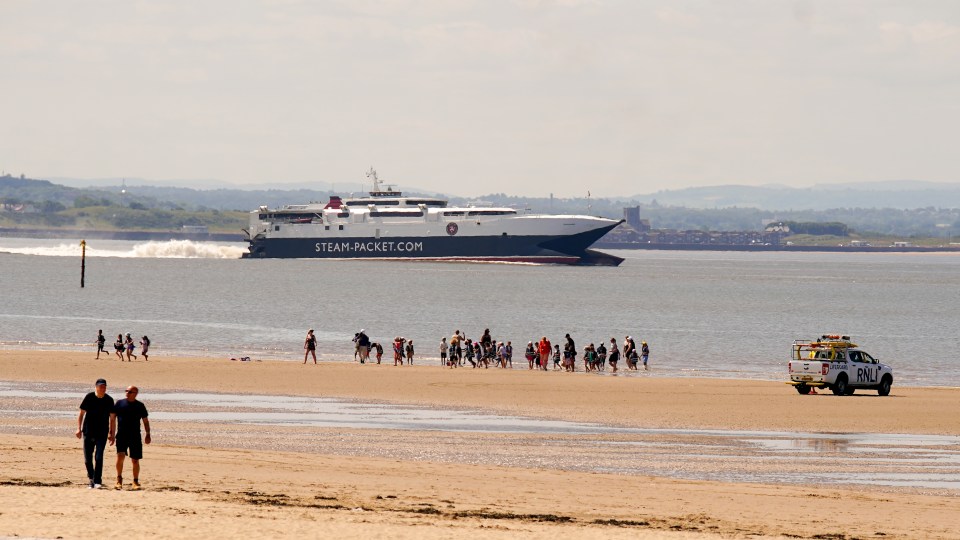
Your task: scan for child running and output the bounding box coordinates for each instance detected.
[95,330,106,359]
[465,339,476,367]
[124,333,137,361]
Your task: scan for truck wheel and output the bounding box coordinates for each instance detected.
[795,384,811,395]
[832,375,848,396]
[878,375,893,396]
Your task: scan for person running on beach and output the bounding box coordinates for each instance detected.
[304,329,317,364]
[124,333,137,361]
[464,339,476,367]
[140,336,150,361]
[440,337,448,366]
[405,339,415,364]
[77,378,114,488]
[114,334,125,361]
[475,341,487,368]
[608,338,620,372]
[110,386,150,491]
[95,330,106,359]
[641,340,650,370]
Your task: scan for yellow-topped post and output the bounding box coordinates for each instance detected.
[80,239,86,288]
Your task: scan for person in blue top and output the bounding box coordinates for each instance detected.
[110,386,151,491]
[77,378,114,488]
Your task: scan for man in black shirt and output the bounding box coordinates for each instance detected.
[110,385,151,490]
[76,378,114,488]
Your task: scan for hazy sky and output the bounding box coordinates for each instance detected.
[2,1,958,197]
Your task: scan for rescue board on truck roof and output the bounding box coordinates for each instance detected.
[786,335,894,396]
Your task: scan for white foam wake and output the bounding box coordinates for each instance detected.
[131,240,246,259]
[0,240,246,259]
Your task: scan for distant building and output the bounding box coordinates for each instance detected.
[622,206,650,232]
[181,225,209,234]
[764,222,790,233]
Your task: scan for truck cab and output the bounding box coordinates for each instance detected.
[787,335,894,396]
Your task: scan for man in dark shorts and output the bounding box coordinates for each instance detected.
[76,378,114,488]
[110,385,151,490]
[95,330,106,359]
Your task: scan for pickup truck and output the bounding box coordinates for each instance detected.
[787,336,893,396]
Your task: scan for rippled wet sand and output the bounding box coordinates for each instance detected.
[2,380,958,495]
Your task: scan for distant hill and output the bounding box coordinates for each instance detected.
[631,181,960,210]
[2,175,958,237]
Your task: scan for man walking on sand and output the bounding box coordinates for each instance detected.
[76,378,114,488]
[110,385,151,490]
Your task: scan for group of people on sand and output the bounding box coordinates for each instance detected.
[440,329,512,369]
[96,329,150,362]
[303,327,651,371]
[438,329,650,372]
[305,328,408,366]
[555,335,650,372]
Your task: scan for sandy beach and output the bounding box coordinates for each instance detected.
[1,350,959,539]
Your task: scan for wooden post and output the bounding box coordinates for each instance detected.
[80,239,86,288]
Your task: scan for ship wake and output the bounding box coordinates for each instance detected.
[0,240,245,259]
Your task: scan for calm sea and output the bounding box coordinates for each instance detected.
[1,238,958,387]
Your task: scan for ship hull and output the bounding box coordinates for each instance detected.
[243,222,623,266]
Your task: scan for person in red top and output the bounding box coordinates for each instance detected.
[537,337,551,371]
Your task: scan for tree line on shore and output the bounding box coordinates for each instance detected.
[2,175,958,238]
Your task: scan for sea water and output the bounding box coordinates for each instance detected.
[1,238,958,386]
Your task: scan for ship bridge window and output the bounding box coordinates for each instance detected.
[467,210,515,216]
[337,212,349,218]
[406,200,445,207]
[369,211,424,217]
[349,199,399,206]
[275,212,321,221]
[442,211,466,217]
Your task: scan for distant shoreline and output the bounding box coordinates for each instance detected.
[0,226,244,242]
[2,227,958,253]
[595,241,960,253]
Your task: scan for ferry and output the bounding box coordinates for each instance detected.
[242,169,624,265]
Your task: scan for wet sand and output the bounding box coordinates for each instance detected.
[1,350,959,539]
